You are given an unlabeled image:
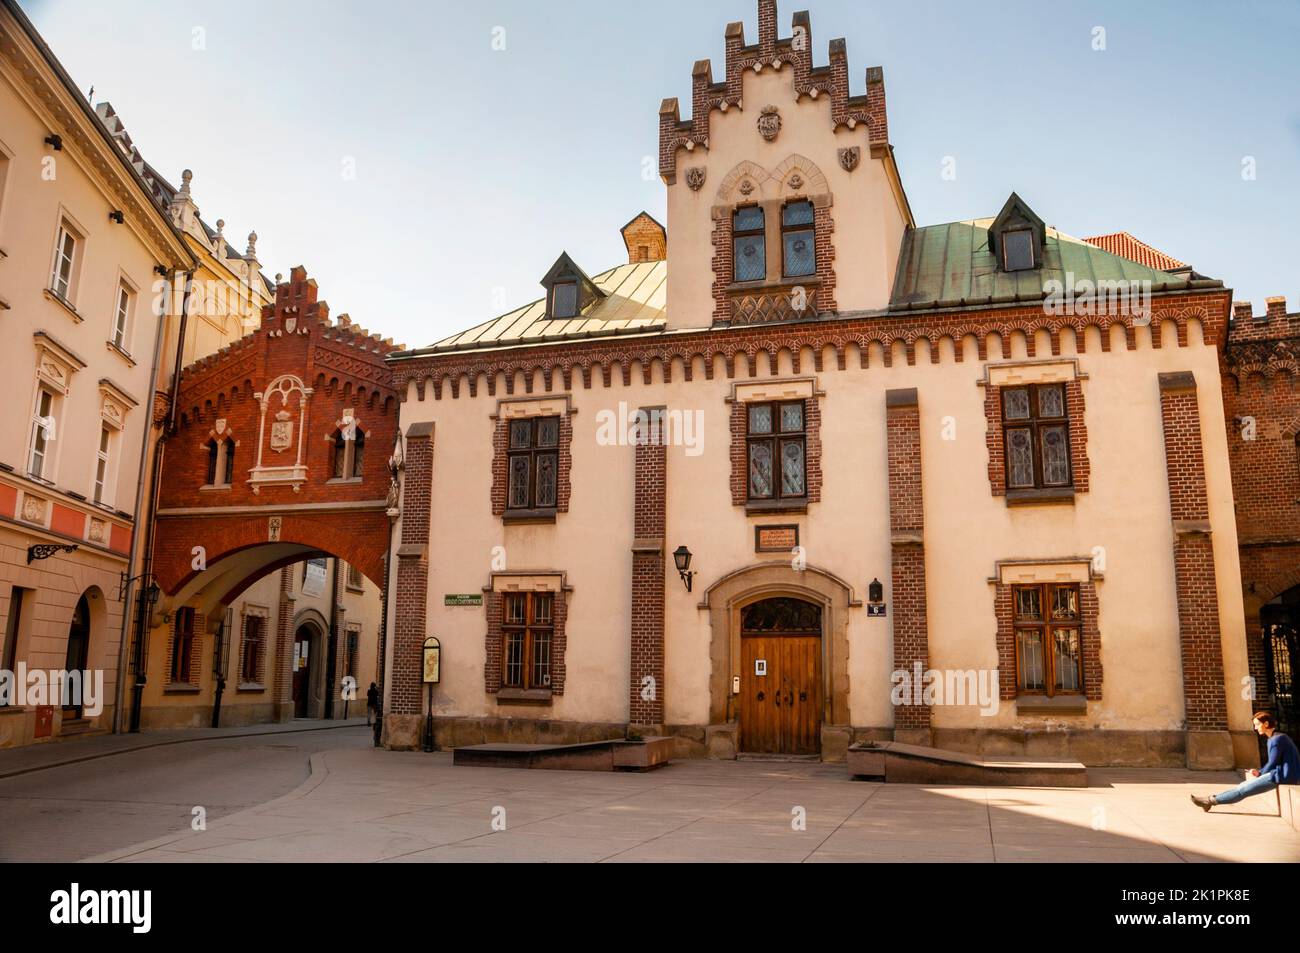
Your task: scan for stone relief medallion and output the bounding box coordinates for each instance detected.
[757,104,782,142]
[685,167,707,191]
[738,179,755,196]
[21,496,46,523]
[838,146,861,172]
[270,411,293,452]
[268,516,282,542]
[787,172,805,190]
[89,519,106,543]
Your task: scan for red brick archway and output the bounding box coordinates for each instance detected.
[152,266,400,609]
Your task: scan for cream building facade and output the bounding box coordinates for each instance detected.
[382,0,1252,769]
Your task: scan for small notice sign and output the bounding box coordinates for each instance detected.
[755,659,768,676]
[755,524,799,553]
[868,604,887,618]
[445,594,483,607]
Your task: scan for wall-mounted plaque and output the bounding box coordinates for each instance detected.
[444,594,483,607]
[755,524,799,553]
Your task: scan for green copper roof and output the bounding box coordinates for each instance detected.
[889,218,1219,311]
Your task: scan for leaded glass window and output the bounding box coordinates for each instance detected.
[733,206,766,282]
[1012,583,1083,697]
[506,416,561,514]
[741,597,822,634]
[746,400,807,503]
[1001,383,1072,491]
[782,200,816,278]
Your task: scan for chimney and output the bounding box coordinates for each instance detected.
[621,212,667,264]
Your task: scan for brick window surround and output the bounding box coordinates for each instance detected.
[490,396,574,520]
[484,573,569,700]
[991,560,1102,705]
[982,361,1090,501]
[164,606,204,689]
[729,379,822,511]
[239,605,270,688]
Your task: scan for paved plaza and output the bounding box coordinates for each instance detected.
[6,726,1282,864]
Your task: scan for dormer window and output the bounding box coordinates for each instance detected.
[551,281,578,319]
[1002,228,1035,272]
[989,192,1046,275]
[540,252,605,319]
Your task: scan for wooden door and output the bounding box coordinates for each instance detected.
[740,634,822,755]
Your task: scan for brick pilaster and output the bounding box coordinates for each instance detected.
[391,421,434,719]
[1158,372,1231,767]
[629,407,666,729]
[273,568,294,714]
[886,388,930,737]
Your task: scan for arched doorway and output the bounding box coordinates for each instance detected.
[1261,594,1299,737]
[63,593,91,717]
[739,597,823,756]
[292,622,319,719]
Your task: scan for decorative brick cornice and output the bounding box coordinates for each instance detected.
[390,296,1226,403]
[658,0,888,183]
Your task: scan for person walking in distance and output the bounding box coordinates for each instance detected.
[366,682,379,727]
[1191,711,1300,811]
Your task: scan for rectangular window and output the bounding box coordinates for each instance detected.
[506,416,560,514]
[551,281,578,318]
[781,200,816,278]
[346,564,364,590]
[93,425,112,504]
[2,587,27,703]
[112,282,132,350]
[501,591,553,690]
[733,205,766,282]
[1002,383,1071,490]
[746,400,807,502]
[171,607,195,684]
[345,628,359,679]
[1002,229,1035,272]
[50,221,79,301]
[29,388,57,479]
[1013,583,1082,696]
[240,615,264,684]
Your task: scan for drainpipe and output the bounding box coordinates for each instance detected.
[111,274,171,733]
[128,271,194,733]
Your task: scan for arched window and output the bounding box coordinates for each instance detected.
[332,430,347,479]
[205,439,219,485]
[331,417,365,480]
[205,438,235,488]
[63,594,91,715]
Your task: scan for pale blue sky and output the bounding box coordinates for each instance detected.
[23,0,1300,347]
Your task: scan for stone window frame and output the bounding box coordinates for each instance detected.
[483,572,569,703]
[28,333,86,484]
[199,420,238,491]
[981,359,1090,504]
[238,603,270,691]
[990,558,1102,712]
[728,378,823,513]
[490,395,574,523]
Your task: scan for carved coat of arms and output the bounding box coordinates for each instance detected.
[757,104,782,142]
[270,411,293,452]
[685,167,706,191]
[838,146,861,172]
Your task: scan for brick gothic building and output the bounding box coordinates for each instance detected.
[1223,297,1300,738]
[379,0,1256,769]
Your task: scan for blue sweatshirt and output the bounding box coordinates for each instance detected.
[1261,732,1300,785]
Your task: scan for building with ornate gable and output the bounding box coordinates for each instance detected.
[381,0,1254,769]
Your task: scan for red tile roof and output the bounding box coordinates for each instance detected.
[1082,232,1188,272]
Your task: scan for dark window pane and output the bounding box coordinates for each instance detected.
[536,416,559,448]
[748,442,773,498]
[780,402,804,433]
[1040,426,1070,486]
[532,629,552,688]
[504,594,526,625]
[783,229,815,277]
[1017,628,1045,690]
[741,598,822,634]
[1003,229,1035,271]
[533,594,553,624]
[1051,586,1079,621]
[1003,388,1030,420]
[206,441,218,485]
[508,455,530,509]
[734,234,765,282]
[1014,587,1042,621]
[734,206,764,231]
[748,404,773,434]
[223,440,235,484]
[1053,628,1082,692]
[1007,428,1034,488]
[535,452,557,508]
[552,282,578,318]
[781,439,806,496]
[504,631,524,687]
[1038,385,1065,418]
[782,200,814,227]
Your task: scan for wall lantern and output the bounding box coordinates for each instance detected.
[673,545,696,593]
[108,210,125,224]
[44,133,62,151]
[868,578,884,605]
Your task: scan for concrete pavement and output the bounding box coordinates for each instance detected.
[82,745,1300,864]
